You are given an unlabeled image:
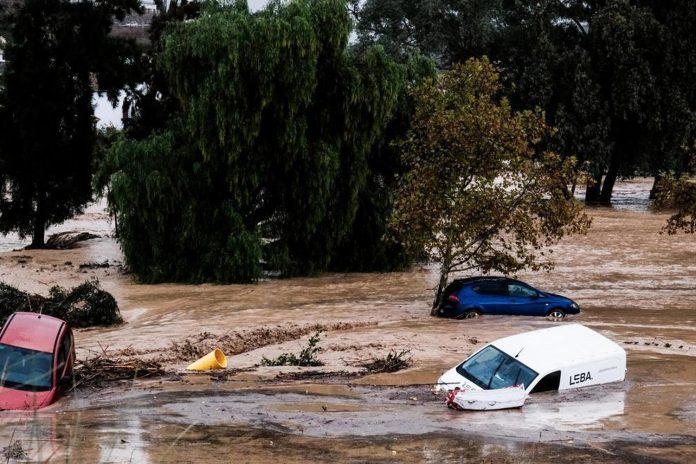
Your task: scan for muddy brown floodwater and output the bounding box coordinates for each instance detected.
[1,178,696,463]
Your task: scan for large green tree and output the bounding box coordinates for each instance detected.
[104,0,414,282]
[390,59,591,311]
[352,0,502,66]
[0,0,140,247]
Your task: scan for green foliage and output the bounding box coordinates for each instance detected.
[655,170,696,234]
[0,1,12,40]
[352,0,502,66]
[353,0,696,203]
[498,1,696,201]
[107,127,262,283]
[261,331,324,367]
[390,58,591,309]
[0,0,141,247]
[0,280,122,328]
[0,283,42,318]
[105,0,413,282]
[329,51,436,271]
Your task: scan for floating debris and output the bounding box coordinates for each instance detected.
[73,354,166,389]
[360,349,412,374]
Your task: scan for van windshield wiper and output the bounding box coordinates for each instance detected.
[487,358,507,389]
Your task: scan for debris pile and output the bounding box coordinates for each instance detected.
[79,260,111,270]
[360,349,412,373]
[73,355,165,389]
[1,440,28,460]
[45,231,99,249]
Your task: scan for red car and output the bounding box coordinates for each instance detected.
[0,312,75,410]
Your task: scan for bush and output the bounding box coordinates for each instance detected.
[0,280,122,328]
[261,331,324,367]
[0,283,45,321]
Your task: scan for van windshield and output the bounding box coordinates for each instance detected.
[0,343,53,392]
[456,345,537,390]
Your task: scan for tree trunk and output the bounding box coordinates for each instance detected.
[431,269,449,316]
[106,186,119,237]
[649,173,662,200]
[600,155,620,203]
[585,173,603,203]
[31,214,45,248]
[30,192,46,248]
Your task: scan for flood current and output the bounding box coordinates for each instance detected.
[0,178,695,463]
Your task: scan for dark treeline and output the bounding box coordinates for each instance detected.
[0,0,140,247]
[354,0,696,202]
[0,0,694,285]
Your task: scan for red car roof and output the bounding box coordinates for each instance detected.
[0,312,65,353]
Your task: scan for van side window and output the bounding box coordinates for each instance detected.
[530,370,561,393]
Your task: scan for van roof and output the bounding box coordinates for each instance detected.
[492,324,625,375]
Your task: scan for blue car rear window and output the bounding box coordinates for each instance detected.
[456,345,537,390]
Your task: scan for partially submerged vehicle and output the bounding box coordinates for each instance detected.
[0,313,75,410]
[437,276,580,319]
[436,324,626,409]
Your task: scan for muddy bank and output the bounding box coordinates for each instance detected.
[0,178,696,462]
[1,373,694,463]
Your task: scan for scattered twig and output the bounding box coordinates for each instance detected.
[360,349,412,374]
[2,432,27,462]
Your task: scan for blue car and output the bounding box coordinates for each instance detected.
[437,277,580,319]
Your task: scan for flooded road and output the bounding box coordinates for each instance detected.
[1,178,696,462]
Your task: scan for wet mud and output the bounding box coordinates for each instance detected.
[1,178,696,462]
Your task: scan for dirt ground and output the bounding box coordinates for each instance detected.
[1,178,696,463]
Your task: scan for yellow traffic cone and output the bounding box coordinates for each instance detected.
[186,348,228,370]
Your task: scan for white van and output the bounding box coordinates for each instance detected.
[436,324,626,394]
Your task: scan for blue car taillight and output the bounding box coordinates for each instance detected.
[448,294,460,303]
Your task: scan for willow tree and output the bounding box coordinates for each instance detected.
[105,0,406,282]
[390,59,591,312]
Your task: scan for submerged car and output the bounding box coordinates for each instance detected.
[437,276,580,319]
[0,312,75,410]
[436,324,626,396]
